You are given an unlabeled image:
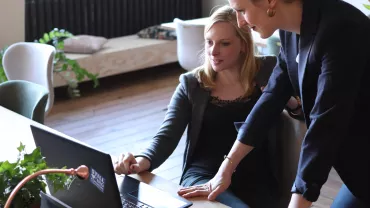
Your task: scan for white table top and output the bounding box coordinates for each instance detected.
[0,106,229,207]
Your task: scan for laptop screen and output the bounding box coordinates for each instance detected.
[31,125,123,208]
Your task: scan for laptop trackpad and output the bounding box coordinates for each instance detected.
[128,183,188,208]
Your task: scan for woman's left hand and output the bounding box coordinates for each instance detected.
[177,170,232,200]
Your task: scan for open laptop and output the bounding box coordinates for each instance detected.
[30,125,193,208]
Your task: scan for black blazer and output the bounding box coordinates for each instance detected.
[237,0,370,203]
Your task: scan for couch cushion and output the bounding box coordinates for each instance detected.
[64,35,108,54]
[137,25,176,40]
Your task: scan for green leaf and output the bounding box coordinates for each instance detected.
[39,38,45,44]
[49,30,56,39]
[43,33,50,43]
[0,47,8,83]
[21,148,44,167]
[62,63,69,71]
[17,142,26,153]
[364,4,370,10]
[0,66,7,83]
[57,41,65,50]
[66,59,76,66]
[0,161,17,175]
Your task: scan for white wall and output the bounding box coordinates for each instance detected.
[0,0,25,49]
[202,0,228,16]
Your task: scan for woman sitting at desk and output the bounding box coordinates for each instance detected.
[114,5,300,207]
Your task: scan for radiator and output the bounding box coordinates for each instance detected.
[25,0,202,41]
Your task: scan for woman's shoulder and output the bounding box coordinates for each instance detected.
[179,70,202,89]
[178,69,210,102]
[254,55,277,87]
[179,71,197,83]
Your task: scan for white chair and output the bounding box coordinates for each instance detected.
[2,42,56,115]
[174,18,205,71]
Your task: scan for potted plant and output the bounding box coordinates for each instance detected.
[0,143,75,208]
[0,28,99,98]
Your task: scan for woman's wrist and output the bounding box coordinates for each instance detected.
[218,156,236,177]
[219,141,254,176]
[136,156,151,171]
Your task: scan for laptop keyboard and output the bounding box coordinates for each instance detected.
[121,195,152,208]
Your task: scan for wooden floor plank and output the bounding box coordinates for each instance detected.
[48,87,174,129]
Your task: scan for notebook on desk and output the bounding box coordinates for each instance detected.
[31,125,193,208]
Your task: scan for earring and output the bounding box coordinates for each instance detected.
[267,8,276,17]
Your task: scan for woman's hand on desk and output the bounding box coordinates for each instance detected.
[114,153,150,175]
[177,160,233,201]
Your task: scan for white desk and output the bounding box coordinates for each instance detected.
[161,17,280,48]
[0,106,229,208]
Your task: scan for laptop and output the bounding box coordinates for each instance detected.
[40,191,72,208]
[30,125,193,208]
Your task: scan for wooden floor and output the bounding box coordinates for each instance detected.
[45,64,342,207]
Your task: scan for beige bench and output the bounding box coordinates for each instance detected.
[53,35,177,87]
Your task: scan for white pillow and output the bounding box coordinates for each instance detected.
[64,35,108,54]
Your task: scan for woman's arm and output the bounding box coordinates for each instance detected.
[261,86,303,120]
[218,140,254,176]
[135,74,192,171]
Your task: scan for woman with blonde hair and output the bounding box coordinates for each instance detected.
[115,5,282,207]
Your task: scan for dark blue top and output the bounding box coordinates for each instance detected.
[236,0,370,203]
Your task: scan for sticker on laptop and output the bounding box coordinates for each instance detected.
[90,167,106,193]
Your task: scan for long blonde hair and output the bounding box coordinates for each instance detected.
[193,5,260,98]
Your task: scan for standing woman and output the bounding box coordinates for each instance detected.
[179,0,370,207]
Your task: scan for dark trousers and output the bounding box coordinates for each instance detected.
[331,184,369,208]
